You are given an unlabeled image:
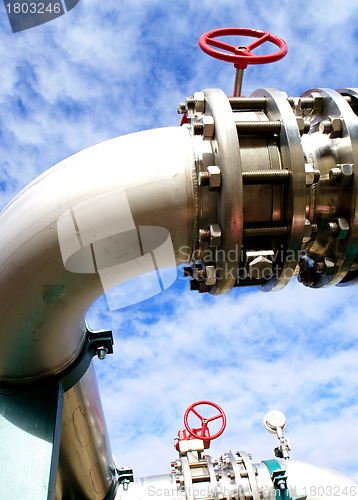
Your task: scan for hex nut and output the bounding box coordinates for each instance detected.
[204,265,216,286]
[248,255,273,279]
[340,163,353,186]
[310,92,325,114]
[209,224,222,247]
[193,91,205,114]
[330,116,343,133]
[296,117,310,135]
[296,116,305,135]
[199,166,221,189]
[305,164,315,187]
[207,165,221,189]
[202,115,215,139]
[303,219,312,243]
[324,256,335,275]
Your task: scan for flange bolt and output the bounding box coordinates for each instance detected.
[199,165,221,189]
[327,218,349,239]
[329,164,353,186]
[97,347,108,360]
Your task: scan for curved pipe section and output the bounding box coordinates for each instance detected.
[0,126,196,384]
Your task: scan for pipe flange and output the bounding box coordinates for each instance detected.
[251,88,306,291]
[302,88,358,287]
[333,88,358,287]
[238,451,261,500]
[202,89,243,294]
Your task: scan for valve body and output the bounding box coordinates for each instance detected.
[182,88,358,294]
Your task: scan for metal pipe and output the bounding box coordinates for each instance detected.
[0,126,196,499]
[117,459,358,500]
[55,364,117,500]
[233,67,245,97]
[0,126,196,384]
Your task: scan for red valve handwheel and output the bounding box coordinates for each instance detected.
[184,401,226,441]
[199,28,287,69]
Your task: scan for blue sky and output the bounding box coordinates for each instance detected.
[2,0,358,481]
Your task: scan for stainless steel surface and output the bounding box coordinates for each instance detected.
[55,364,116,500]
[116,474,181,500]
[300,88,358,288]
[185,86,358,292]
[118,448,358,500]
[0,126,195,383]
[202,88,243,294]
[233,67,245,97]
[252,88,306,292]
[284,460,358,500]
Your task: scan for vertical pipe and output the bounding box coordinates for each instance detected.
[56,363,117,499]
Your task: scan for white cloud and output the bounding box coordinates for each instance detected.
[88,278,358,477]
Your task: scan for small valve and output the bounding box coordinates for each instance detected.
[175,401,226,453]
[198,27,287,96]
[263,410,291,460]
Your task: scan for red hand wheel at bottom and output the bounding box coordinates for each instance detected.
[184,400,226,441]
